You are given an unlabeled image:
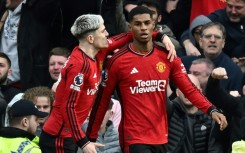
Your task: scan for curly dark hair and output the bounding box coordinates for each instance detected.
[23,86,54,105]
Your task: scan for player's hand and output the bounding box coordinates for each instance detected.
[232,57,245,73]
[166,0,179,13]
[211,67,228,80]
[162,35,176,62]
[107,49,119,59]
[211,111,228,131]
[82,142,105,153]
[51,81,58,93]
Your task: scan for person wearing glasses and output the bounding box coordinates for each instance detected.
[177,15,211,57]
[182,21,244,153]
[180,0,245,58]
[181,22,243,94]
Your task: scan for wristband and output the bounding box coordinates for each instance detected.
[210,109,219,117]
[161,34,167,42]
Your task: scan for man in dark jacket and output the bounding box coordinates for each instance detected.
[0,52,21,127]
[0,0,60,90]
[181,0,245,58]
[206,67,245,153]
[167,74,219,153]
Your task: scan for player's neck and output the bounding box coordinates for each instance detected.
[131,41,153,54]
[79,43,99,60]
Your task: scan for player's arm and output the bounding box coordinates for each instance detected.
[59,63,90,148]
[170,58,214,112]
[86,60,119,141]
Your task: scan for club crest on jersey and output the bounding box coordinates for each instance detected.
[102,70,108,82]
[74,73,84,86]
[156,62,166,73]
[101,70,108,87]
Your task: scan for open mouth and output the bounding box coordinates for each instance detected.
[140,33,148,39]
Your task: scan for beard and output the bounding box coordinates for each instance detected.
[27,125,37,135]
[0,73,8,85]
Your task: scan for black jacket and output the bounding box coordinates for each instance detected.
[0,84,22,127]
[206,77,245,152]
[167,97,216,153]
[0,0,60,90]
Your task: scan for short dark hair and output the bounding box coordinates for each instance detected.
[8,115,31,127]
[137,0,162,15]
[200,22,226,39]
[128,6,154,22]
[49,47,70,59]
[191,58,214,74]
[0,52,11,67]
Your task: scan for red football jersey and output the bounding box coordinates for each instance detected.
[87,43,214,148]
[43,32,134,147]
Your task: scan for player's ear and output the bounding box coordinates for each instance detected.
[87,35,94,44]
[128,24,132,32]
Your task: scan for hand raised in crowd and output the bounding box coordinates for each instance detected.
[211,111,228,131]
[166,0,179,13]
[82,142,105,153]
[232,57,245,73]
[183,39,201,56]
[211,67,228,80]
[211,67,241,96]
[162,35,177,62]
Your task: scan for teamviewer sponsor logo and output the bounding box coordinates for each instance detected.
[130,80,166,94]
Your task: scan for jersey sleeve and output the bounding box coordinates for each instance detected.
[59,62,90,148]
[170,57,215,114]
[86,59,119,141]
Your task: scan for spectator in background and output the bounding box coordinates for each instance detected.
[232,117,245,153]
[163,0,191,40]
[189,0,226,23]
[110,98,121,129]
[0,0,60,90]
[0,99,48,152]
[81,100,121,153]
[181,22,243,94]
[206,67,245,152]
[180,15,211,56]
[23,86,54,136]
[0,52,21,127]
[168,58,214,100]
[189,58,214,95]
[181,0,245,58]
[48,47,70,88]
[167,74,218,153]
[101,0,128,36]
